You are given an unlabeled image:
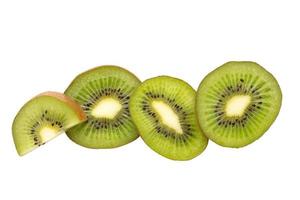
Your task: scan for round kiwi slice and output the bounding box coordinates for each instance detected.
[196,61,282,148]
[130,76,208,161]
[12,92,86,156]
[64,65,141,149]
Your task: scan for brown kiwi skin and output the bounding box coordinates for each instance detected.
[37,91,87,121]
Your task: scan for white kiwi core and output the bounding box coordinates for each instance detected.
[225,95,251,117]
[39,127,59,143]
[91,97,122,119]
[151,100,183,134]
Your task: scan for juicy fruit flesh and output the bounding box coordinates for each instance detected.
[91,97,122,119]
[151,100,183,134]
[64,66,141,148]
[130,76,208,161]
[225,95,251,117]
[12,94,86,156]
[197,61,282,147]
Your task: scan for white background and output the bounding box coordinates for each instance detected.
[0,0,299,199]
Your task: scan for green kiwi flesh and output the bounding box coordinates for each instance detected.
[130,76,208,161]
[64,66,141,149]
[196,61,282,148]
[12,92,86,156]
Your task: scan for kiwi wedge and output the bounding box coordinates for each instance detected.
[196,61,282,148]
[12,92,86,156]
[64,65,141,149]
[130,76,208,161]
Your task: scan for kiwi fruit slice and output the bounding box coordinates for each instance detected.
[130,76,208,161]
[64,65,141,149]
[196,61,282,148]
[12,92,86,156]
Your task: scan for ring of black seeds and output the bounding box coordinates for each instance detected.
[30,110,64,146]
[140,92,194,143]
[214,78,264,128]
[82,88,131,130]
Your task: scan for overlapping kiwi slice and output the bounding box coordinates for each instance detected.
[130,76,208,161]
[12,92,86,156]
[196,61,282,148]
[64,66,141,148]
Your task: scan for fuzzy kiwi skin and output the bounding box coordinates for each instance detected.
[130,76,208,161]
[12,92,87,156]
[38,92,86,121]
[196,61,282,148]
[64,65,141,149]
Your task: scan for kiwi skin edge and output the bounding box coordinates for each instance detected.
[66,65,141,93]
[37,91,87,121]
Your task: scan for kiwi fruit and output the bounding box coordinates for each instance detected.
[130,76,208,161]
[12,92,86,156]
[64,65,141,149]
[196,61,282,148]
